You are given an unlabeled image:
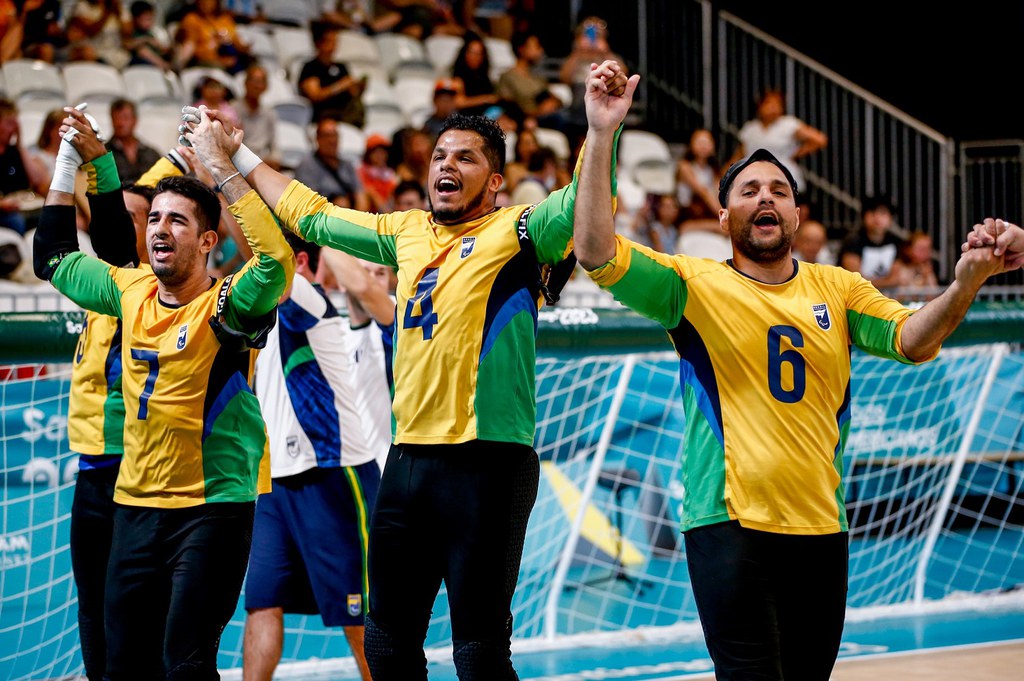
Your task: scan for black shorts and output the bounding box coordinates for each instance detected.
[685,521,849,681]
[104,501,255,681]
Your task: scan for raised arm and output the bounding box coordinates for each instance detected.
[183,107,294,325]
[320,247,396,326]
[898,219,1019,361]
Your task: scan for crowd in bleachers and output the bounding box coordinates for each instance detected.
[0,0,937,301]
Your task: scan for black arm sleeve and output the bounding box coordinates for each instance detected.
[87,190,141,268]
[33,205,80,281]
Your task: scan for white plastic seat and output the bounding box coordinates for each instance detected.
[261,0,319,26]
[424,34,461,73]
[123,65,181,104]
[335,30,381,66]
[338,121,365,163]
[63,62,127,104]
[533,127,571,163]
[363,105,407,139]
[276,120,311,170]
[14,93,66,117]
[2,60,64,100]
[273,25,315,72]
[548,82,572,108]
[374,33,428,77]
[180,67,240,100]
[135,102,183,151]
[236,25,279,70]
[618,130,673,175]
[391,75,435,118]
[484,37,515,82]
[633,160,677,196]
[361,78,399,109]
[17,110,48,148]
[273,100,312,127]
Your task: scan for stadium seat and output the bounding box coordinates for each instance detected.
[63,62,127,105]
[632,160,677,195]
[272,25,315,72]
[180,67,240,101]
[392,61,439,81]
[425,34,462,73]
[261,0,319,27]
[0,70,7,98]
[548,82,572,108]
[392,75,436,118]
[533,127,571,163]
[347,63,390,92]
[14,93,65,118]
[136,102,183,151]
[363,105,407,140]
[335,30,381,67]
[17,110,48,148]
[338,121,366,163]
[361,78,399,109]
[235,25,279,71]
[123,65,181,105]
[275,120,311,170]
[484,37,516,82]
[2,60,63,100]
[273,100,313,127]
[618,130,673,175]
[374,33,431,78]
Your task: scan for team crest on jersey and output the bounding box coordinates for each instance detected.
[176,324,189,350]
[286,436,299,458]
[812,303,831,330]
[347,594,363,616]
[460,236,476,258]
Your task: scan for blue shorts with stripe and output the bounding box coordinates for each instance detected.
[245,462,380,626]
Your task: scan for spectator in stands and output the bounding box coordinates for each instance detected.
[560,16,625,144]
[323,0,401,34]
[178,0,250,74]
[27,109,63,177]
[496,31,565,127]
[392,178,427,211]
[450,33,499,116]
[124,0,174,70]
[66,0,128,67]
[20,0,65,62]
[0,98,48,234]
[238,64,280,170]
[299,22,366,127]
[193,75,241,129]
[422,79,460,139]
[792,219,831,264]
[839,195,902,286]
[732,89,827,192]
[509,145,558,205]
[107,98,161,185]
[891,231,939,288]
[294,117,370,212]
[392,127,431,190]
[0,225,32,281]
[382,0,463,39]
[358,134,398,213]
[631,193,682,254]
[677,128,721,220]
[222,0,263,23]
[0,0,23,61]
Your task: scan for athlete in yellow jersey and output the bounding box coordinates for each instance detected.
[573,78,1022,681]
[35,107,294,680]
[179,61,635,678]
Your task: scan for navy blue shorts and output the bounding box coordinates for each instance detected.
[245,462,380,626]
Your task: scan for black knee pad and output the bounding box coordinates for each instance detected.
[165,659,217,681]
[364,614,428,681]
[451,639,518,681]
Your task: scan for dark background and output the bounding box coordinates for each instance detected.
[544,0,1023,141]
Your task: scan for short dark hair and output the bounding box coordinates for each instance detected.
[310,20,336,46]
[130,1,154,18]
[284,230,320,274]
[394,180,426,200]
[511,31,537,57]
[123,182,155,203]
[718,148,798,207]
[862,194,897,215]
[437,113,506,173]
[110,98,136,116]
[527,146,556,173]
[153,176,220,233]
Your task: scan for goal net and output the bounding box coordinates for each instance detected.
[1,337,1022,679]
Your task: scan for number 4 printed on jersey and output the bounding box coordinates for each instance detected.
[404,267,439,340]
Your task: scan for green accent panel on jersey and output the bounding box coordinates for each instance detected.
[474,310,538,446]
[201,389,266,503]
[342,466,371,604]
[847,309,912,363]
[678,382,730,533]
[101,374,126,454]
[282,345,315,379]
[53,252,123,319]
[84,152,121,195]
[607,247,688,331]
[296,212,399,267]
[833,418,850,532]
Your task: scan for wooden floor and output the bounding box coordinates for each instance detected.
[829,641,1024,681]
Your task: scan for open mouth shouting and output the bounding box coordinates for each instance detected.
[434,176,461,200]
[753,210,780,229]
[151,240,175,263]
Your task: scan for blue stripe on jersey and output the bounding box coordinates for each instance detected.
[480,287,537,362]
[278,314,343,468]
[78,454,122,471]
[833,379,852,461]
[670,316,724,449]
[278,298,321,332]
[105,322,122,388]
[202,371,252,443]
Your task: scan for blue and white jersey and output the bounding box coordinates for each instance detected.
[255,276,377,477]
[345,317,395,472]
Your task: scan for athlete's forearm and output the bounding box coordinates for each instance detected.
[224,187,296,319]
[573,127,618,270]
[84,153,139,268]
[321,248,396,325]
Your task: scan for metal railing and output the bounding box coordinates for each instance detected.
[960,140,1024,286]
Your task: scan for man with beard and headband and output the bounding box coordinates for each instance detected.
[178,59,638,679]
[573,139,1022,680]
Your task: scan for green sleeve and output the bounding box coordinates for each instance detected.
[525,126,623,264]
[275,180,398,267]
[588,235,687,330]
[223,190,296,325]
[50,252,124,318]
[82,152,122,195]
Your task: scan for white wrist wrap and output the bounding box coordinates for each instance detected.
[231,144,262,177]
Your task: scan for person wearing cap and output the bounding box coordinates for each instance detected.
[358,134,398,212]
[423,79,460,139]
[574,125,1022,678]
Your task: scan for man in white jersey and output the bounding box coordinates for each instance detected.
[244,231,378,681]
